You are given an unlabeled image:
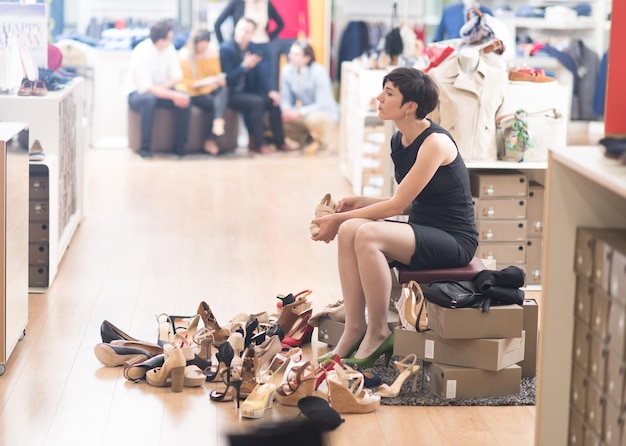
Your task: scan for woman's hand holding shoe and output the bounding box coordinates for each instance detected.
[311,214,341,243]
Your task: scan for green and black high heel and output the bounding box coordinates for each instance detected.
[317,334,365,363]
[341,333,394,369]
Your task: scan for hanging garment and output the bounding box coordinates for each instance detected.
[568,39,600,121]
[592,50,608,118]
[337,21,370,80]
[427,53,508,162]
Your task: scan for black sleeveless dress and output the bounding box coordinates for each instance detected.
[390,120,478,269]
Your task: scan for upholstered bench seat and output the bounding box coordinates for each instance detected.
[396,256,485,284]
[128,107,240,154]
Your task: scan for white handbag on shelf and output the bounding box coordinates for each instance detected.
[495,108,566,162]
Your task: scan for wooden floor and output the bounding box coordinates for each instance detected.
[0,147,536,446]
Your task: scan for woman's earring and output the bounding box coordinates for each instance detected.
[404,114,409,123]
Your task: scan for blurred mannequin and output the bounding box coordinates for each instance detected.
[433,1,492,42]
[457,46,480,77]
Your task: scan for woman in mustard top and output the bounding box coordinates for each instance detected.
[179,29,228,155]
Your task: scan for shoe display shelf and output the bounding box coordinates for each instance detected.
[338,61,395,197]
[0,78,86,292]
[536,145,626,444]
[0,123,29,375]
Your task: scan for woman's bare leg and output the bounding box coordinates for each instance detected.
[330,219,369,358]
[352,221,415,359]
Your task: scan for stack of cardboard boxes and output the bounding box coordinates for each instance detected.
[471,170,545,286]
[393,298,538,399]
[28,163,50,288]
[316,298,540,400]
[570,228,626,446]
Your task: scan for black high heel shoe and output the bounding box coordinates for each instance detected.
[205,341,234,382]
[100,320,138,343]
[210,370,243,408]
[123,354,165,381]
[276,293,295,309]
[243,317,259,348]
[267,323,285,341]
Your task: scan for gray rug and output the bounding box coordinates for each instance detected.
[367,356,536,407]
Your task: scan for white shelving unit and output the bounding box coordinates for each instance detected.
[0,123,29,376]
[536,145,626,444]
[0,79,86,292]
[339,62,394,197]
[495,0,612,56]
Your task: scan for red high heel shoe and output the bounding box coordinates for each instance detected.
[280,309,313,350]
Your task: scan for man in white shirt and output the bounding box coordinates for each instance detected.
[280,41,338,154]
[128,20,191,158]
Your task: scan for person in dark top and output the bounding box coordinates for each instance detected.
[213,0,284,44]
[220,17,287,154]
[311,67,478,367]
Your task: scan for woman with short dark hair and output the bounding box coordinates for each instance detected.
[312,67,478,367]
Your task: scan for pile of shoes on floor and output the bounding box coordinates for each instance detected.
[94,290,416,420]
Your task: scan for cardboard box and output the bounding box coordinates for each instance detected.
[573,317,591,372]
[569,407,585,446]
[29,200,49,221]
[570,363,588,415]
[575,228,626,288]
[611,245,626,304]
[476,242,526,265]
[29,221,49,243]
[575,228,596,280]
[477,220,527,242]
[575,277,593,326]
[604,397,623,446]
[427,303,523,339]
[526,182,544,237]
[590,287,610,340]
[476,197,527,220]
[588,333,607,388]
[606,298,625,358]
[393,327,525,371]
[605,350,624,406]
[520,299,539,378]
[526,237,543,285]
[29,174,48,199]
[28,265,48,288]
[317,318,346,347]
[424,362,521,399]
[317,310,398,346]
[586,380,604,437]
[28,242,49,265]
[470,171,528,198]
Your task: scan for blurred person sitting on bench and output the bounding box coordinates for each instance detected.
[128,20,191,158]
[178,29,228,155]
[279,40,338,154]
